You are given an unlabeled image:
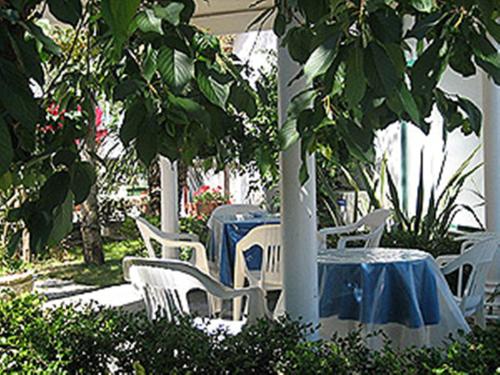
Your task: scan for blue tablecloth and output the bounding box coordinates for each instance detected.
[209,216,280,286]
[318,249,440,328]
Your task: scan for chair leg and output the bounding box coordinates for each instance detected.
[273,290,285,319]
[476,304,486,329]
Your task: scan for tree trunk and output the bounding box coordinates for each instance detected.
[80,100,104,265]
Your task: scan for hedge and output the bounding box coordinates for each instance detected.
[0,293,498,374]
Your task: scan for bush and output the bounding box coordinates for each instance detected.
[0,293,499,374]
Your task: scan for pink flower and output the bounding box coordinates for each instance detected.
[95,107,103,127]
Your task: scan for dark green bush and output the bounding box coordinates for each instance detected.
[1,293,499,374]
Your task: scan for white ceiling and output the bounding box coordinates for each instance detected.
[193,0,274,35]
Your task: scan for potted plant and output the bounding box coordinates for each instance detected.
[191,186,231,218]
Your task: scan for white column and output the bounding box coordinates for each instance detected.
[483,73,500,303]
[159,156,179,258]
[278,40,320,330]
[483,75,500,234]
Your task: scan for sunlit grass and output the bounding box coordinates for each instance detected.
[34,239,145,287]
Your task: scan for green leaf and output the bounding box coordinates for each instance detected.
[26,23,61,55]
[273,13,286,37]
[344,47,366,109]
[47,0,82,27]
[154,2,185,26]
[196,66,231,109]
[457,96,482,136]
[286,27,314,64]
[39,171,71,211]
[53,150,77,167]
[136,9,163,34]
[158,46,194,92]
[70,162,96,205]
[136,119,159,165]
[102,0,140,42]
[120,100,145,146]
[169,95,210,125]
[48,192,74,246]
[304,32,340,80]
[370,43,399,93]
[0,59,40,130]
[398,84,421,125]
[0,116,13,176]
[278,118,299,150]
[229,84,257,118]
[410,0,435,13]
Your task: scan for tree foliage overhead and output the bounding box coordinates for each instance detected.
[273,0,499,179]
[0,0,498,254]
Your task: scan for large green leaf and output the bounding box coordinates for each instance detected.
[158,46,194,91]
[457,96,482,136]
[370,43,399,93]
[47,0,82,27]
[344,47,366,109]
[0,59,39,130]
[278,118,299,150]
[229,84,257,118]
[70,162,96,205]
[154,2,185,26]
[0,116,13,176]
[102,0,140,41]
[136,9,163,34]
[304,32,340,79]
[169,95,210,125]
[398,84,421,125]
[136,119,159,165]
[48,192,74,246]
[196,66,231,108]
[39,171,71,211]
[120,100,145,145]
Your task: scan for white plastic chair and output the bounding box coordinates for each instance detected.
[206,204,267,274]
[454,232,497,298]
[123,257,270,330]
[436,237,499,328]
[233,224,282,320]
[135,217,216,310]
[318,209,391,250]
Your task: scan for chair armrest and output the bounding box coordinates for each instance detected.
[169,232,199,242]
[318,224,360,237]
[337,233,374,250]
[436,255,463,274]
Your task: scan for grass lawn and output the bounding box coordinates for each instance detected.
[34,239,145,288]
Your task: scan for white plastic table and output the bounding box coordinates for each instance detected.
[318,248,470,349]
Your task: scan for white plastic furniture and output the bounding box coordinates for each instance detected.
[123,257,270,330]
[206,204,266,272]
[207,204,266,228]
[233,224,282,320]
[436,237,499,328]
[135,217,216,311]
[318,209,391,250]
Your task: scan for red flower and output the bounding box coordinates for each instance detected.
[194,185,210,196]
[95,106,103,127]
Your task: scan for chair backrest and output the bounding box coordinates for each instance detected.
[123,257,269,323]
[135,217,165,258]
[358,208,392,231]
[207,204,265,228]
[444,239,498,315]
[236,224,282,286]
[127,259,205,320]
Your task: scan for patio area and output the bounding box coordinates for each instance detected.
[0,0,499,373]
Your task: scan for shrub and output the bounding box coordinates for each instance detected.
[0,293,498,374]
